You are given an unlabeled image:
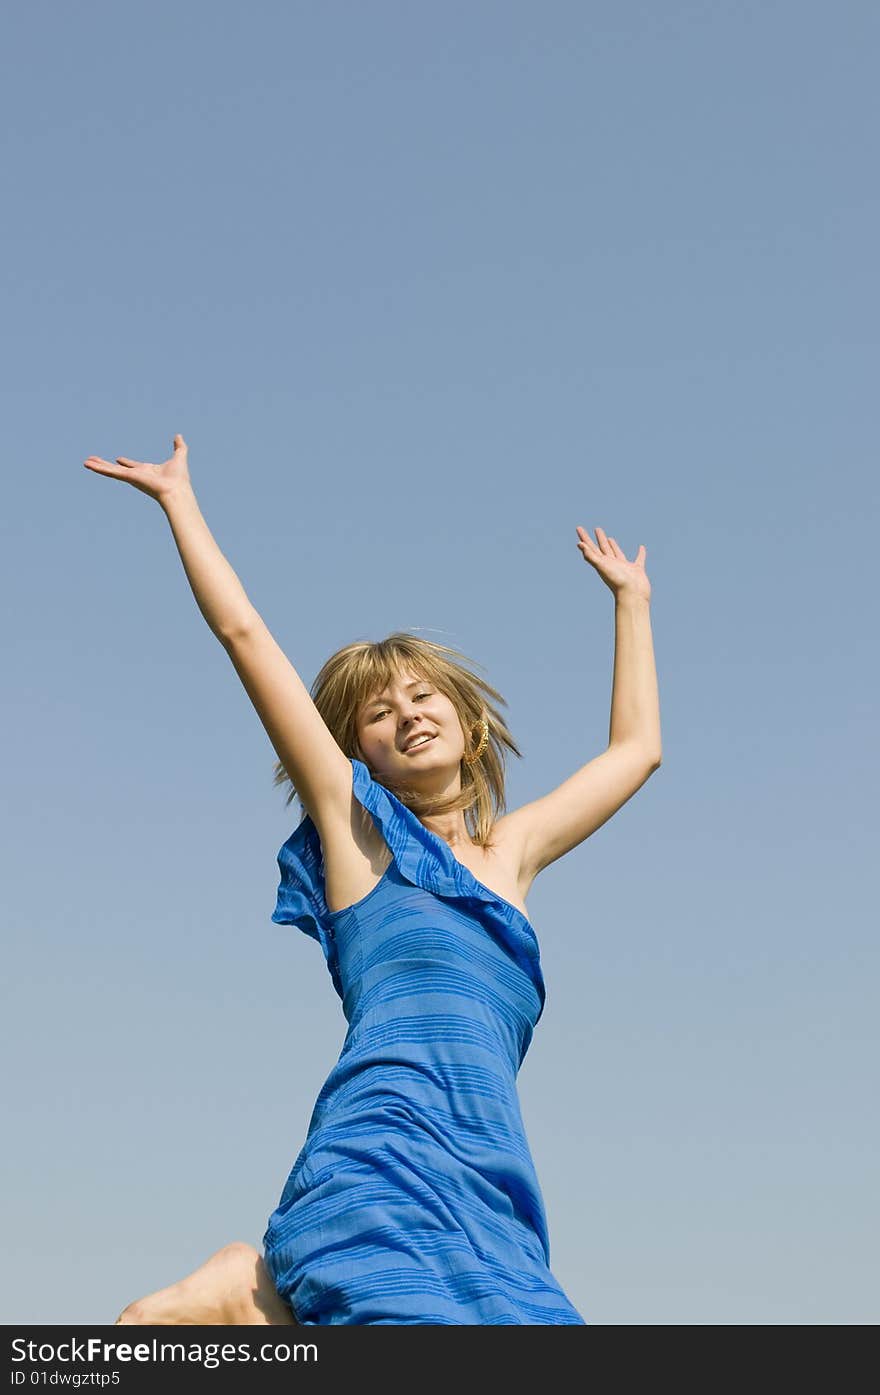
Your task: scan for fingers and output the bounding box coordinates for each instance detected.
[82,454,143,469]
[83,435,186,489]
[576,525,632,561]
[83,433,185,476]
[575,524,609,553]
[593,527,625,559]
[575,526,599,565]
[83,455,122,477]
[82,454,147,478]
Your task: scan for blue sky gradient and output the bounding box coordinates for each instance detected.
[1,1,877,1323]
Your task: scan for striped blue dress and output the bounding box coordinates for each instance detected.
[262,757,586,1325]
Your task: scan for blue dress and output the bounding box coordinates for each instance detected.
[262,757,586,1325]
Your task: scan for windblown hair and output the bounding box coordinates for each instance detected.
[271,631,523,850]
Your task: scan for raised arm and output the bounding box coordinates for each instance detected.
[82,435,352,827]
[500,524,661,884]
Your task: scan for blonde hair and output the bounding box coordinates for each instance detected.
[271,631,522,850]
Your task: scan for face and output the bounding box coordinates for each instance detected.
[356,670,466,783]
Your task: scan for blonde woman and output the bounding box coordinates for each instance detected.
[84,435,661,1326]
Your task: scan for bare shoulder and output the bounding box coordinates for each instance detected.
[445,812,535,920]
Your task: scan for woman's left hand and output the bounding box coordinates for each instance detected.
[575,525,651,602]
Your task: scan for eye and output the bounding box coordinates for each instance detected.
[370,692,432,721]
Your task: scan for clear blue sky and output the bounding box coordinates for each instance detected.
[2,1,877,1325]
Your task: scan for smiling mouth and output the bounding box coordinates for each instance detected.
[402,734,437,752]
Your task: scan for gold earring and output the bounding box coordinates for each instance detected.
[462,717,489,764]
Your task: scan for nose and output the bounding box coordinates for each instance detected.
[399,708,429,743]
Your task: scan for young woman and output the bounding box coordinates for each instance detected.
[84,435,661,1326]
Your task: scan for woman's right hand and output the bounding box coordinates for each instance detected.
[83,433,192,505]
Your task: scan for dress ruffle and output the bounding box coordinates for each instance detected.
[271,757,545,1027]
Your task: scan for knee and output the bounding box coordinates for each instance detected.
[115,1300,148,1325]
[218,1241,261,1270]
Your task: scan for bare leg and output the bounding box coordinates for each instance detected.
[115,1242,298,1326]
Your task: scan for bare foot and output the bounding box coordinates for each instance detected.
[116,1242,297,1326]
